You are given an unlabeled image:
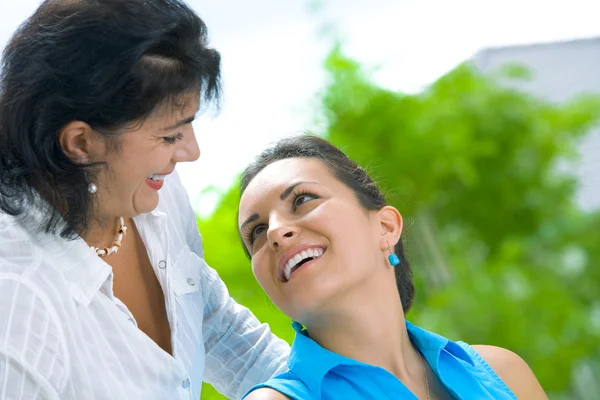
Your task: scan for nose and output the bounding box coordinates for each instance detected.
[174,128,201,163]
[267,216,300,251]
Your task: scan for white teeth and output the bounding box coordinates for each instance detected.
[292,254,303,266]
[283,247,325,281]
[147,174,167,181]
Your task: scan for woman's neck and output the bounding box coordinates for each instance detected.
[304,274,426,390]
[82,214,122,250]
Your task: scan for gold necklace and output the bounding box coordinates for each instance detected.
[419,352,431,400]
[90,217,127,257]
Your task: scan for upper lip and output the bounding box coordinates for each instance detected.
[150,169,174,176]
[277,243,327,282]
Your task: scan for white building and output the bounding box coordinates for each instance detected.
[474,37,600,211]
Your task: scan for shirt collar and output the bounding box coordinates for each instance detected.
[405,320,474,371]
[64,195,168,305]
[288,319,474,397]
[22,194,170,307]
[13,194,109,306]
[288,322,360,397]
[51,229,113,306]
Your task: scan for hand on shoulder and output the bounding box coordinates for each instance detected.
[244,387,292,400]
[472,345,548,399]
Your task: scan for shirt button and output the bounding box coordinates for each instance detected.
[158,260,167,269]
[186,278,195,286]
[182,378,190,389]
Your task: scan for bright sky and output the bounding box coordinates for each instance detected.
[2,0,600,216]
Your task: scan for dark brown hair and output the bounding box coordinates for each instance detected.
[0,0,220,238]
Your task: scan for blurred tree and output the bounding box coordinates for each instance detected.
[198,47,600,399]
[320,46,600,397]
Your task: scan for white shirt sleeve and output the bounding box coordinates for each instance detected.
[0,276,67,400]
[200,264,289,399]
[170,173,289,399]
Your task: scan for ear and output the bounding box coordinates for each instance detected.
[57,121,101,164]
[377,205,403,251]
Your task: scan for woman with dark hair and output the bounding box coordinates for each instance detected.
[238,135,547,399]
[0,1,287,399]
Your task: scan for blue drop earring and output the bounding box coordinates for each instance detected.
[387,240,400,266]
[292,321,304,332]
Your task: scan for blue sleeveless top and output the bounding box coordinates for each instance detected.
[243,321,516,399]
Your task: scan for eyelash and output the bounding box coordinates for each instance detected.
[163,132,184,145]
[291,190,319,211]
[244,190,320,247]
[244,224,265,247]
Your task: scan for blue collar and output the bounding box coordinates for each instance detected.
[287,320,474,398]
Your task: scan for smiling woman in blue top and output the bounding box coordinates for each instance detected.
[237,135,547,400]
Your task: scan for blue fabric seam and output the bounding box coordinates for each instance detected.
[459,342,518,400]
[242,383,305,400]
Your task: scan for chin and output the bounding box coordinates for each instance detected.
[132,196,160,216]
[287,297,328,322]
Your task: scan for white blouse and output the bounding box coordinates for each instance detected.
[0,172,289,400]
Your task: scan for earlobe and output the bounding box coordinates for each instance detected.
[57,121,97,164]
[378,206,403,250]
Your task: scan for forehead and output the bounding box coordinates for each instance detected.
[252,157,331,185]
[154,93,200,121]
[161,92,200,115]
[126,92,200,131]
[239,158,335,212]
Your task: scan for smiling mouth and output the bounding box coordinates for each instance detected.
[147,174,167,181]
[283,247,325,281]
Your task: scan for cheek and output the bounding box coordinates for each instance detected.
[328,210,378,266]
[251,255,274,292]
[251,254,290,309]
[315,206,361,243]
[108,155,139,182]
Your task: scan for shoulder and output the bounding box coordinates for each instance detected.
[0,273,69,389]
[244,387,292,400]
[242,373,313,400]
[0,217,72,325]
[0,273,66,339]
[0,216,71,297]
[0,213,40,271]
[471,345,548,399]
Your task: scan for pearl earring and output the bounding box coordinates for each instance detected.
[88,183,97,194]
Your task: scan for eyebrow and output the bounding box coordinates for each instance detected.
[280,181,316,200]
[240,213,259,230]
[163,114,197,131]
[240,181,318,230]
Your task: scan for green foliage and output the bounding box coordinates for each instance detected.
[320,46,600,395]
[198,186,295,399]
[198,47,600,398]
[196,185,296,344]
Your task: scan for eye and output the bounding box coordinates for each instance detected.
[246,224,267,246]
[162,132,184,145]
[292,191,319,211]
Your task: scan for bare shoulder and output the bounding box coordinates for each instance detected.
[244,387,292,400]
[471,345,548,399]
